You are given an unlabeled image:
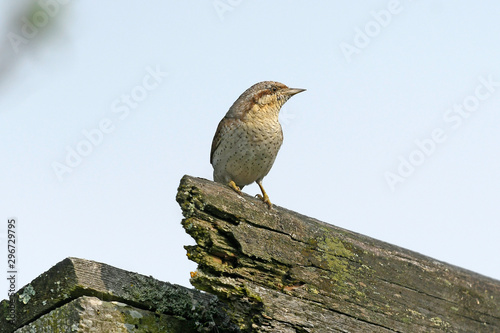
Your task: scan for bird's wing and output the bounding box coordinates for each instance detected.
[210,117,232,165]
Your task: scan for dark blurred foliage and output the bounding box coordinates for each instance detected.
[0,0,70,89]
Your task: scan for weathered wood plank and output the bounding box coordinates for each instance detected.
[0,257,238,333]
[177,175,500,332]
[14,296,193,333]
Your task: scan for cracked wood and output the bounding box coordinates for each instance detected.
[177,175,500,333]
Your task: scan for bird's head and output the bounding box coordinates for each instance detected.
[225,81,306,120]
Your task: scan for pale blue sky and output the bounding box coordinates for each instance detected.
[1,1,500,297]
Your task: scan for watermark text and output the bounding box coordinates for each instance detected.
[6,218,17,322]
[385,74,499,191]
[51,65,167,181]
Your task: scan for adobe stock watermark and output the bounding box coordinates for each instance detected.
[51,65,167,182]
[385,74,499,191]
[339,0,405,63]
[7,0,70,54]
[213,0,243,21]
[6,217,18,322]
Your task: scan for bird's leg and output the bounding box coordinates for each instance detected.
[256,180,272,209]
[228,180,242,195]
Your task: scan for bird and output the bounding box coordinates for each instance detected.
[210,81,305,208]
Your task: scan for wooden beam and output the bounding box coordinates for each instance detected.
[177,175,500,332]
[0,257,237,332]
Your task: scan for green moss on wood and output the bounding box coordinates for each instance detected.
[122,273,237,332]
[18,285,36,305]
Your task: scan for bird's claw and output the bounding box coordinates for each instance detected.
[255,193,272,209]
[256,181,273,209]
[228,180,242,195]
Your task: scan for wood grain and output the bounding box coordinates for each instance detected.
[177,175,500,332]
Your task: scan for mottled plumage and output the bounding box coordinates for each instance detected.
[210,81,305,208]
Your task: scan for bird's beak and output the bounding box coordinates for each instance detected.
[284,88,306,96]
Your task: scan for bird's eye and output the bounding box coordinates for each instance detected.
[271,86,277,92]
